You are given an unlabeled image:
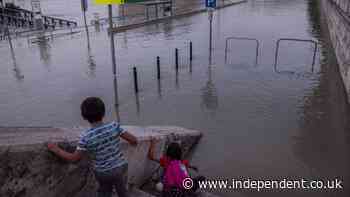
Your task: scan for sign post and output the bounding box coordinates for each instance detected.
[94,0,125,75]
[81,0,90,49]
[94,0,125,122]
[206,0,216,65]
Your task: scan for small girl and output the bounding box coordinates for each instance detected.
[148,138,203,197]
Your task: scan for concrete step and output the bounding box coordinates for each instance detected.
[128,188,157,197]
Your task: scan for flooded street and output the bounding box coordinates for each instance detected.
[1,0,350,196]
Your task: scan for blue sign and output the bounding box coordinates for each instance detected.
[206,0,216,8]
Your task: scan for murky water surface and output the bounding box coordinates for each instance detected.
[1,0,350,196]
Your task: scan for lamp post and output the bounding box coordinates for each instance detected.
[206,0,215,65]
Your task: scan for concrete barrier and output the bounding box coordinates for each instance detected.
[0,125,202,197]
[321,0,350,102]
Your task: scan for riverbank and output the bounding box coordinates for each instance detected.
[321,0,350,102]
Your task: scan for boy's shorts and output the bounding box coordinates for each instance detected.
[94,163,128,197]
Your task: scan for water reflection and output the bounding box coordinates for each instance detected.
[85,27,96,77]
[162,20,174,38]
[121,32,128,49]
[157,79,162,99]
[37,33,51,67]
[87,47,96,77]
[201,65,218,113]
[307,0,322,38]
[175,71,179,90]
[135,92,141,117]
[189,60,192,73]
[10,46,24,81]
[201,23,218,113]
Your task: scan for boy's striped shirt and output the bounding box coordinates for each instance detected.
[77,122,126,172]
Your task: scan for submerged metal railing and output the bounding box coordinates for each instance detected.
[274,38,318,74]
[225,36,260,66]
[0,7,77,29]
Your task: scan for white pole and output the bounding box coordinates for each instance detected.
[208,9,213,65]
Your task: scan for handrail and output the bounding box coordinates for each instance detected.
[274,38,318,74]
[225,36,260,66]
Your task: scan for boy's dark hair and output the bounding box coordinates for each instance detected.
[81,97,105,123]
[166,142,182,161]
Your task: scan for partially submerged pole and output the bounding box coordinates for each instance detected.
[157,56,161,79]
[108,4,117,76]
[190,41,193,61]
[133,67,139,93]
[175,48,179,71]
[108,4,120,122]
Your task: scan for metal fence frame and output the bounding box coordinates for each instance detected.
[274,38,318,74]
[225,36,260,66]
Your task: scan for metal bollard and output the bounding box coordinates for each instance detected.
[175,48,179,71]
[190,41,193,61]
[133,67,139,93]
[157,56,161,79]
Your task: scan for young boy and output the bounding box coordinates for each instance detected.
[47,97,138,197]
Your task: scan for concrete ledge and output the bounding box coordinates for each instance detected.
[111,0,247,33]
[322,0,350,102]
[0,126,202,197]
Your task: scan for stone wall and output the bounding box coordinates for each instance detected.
[0,126,202,197]
[321,0,350,102]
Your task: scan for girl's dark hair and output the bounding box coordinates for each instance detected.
[166,142,182,160]
[80,97,105,123]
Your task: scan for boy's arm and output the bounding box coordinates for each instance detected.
[47,143,84,162]
[120,131,138,146]
[148,138,160,163]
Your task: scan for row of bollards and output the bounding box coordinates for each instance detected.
[132,41,193,93]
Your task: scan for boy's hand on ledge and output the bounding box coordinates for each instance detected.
[121,131,138,146]
[47,142,60,154]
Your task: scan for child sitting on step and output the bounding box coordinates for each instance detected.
[148,138,205,197]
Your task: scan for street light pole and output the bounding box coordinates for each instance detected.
[208,8,213,65]
[108,4,117,76]
[81,0,91,51]
[108,4,121,122]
